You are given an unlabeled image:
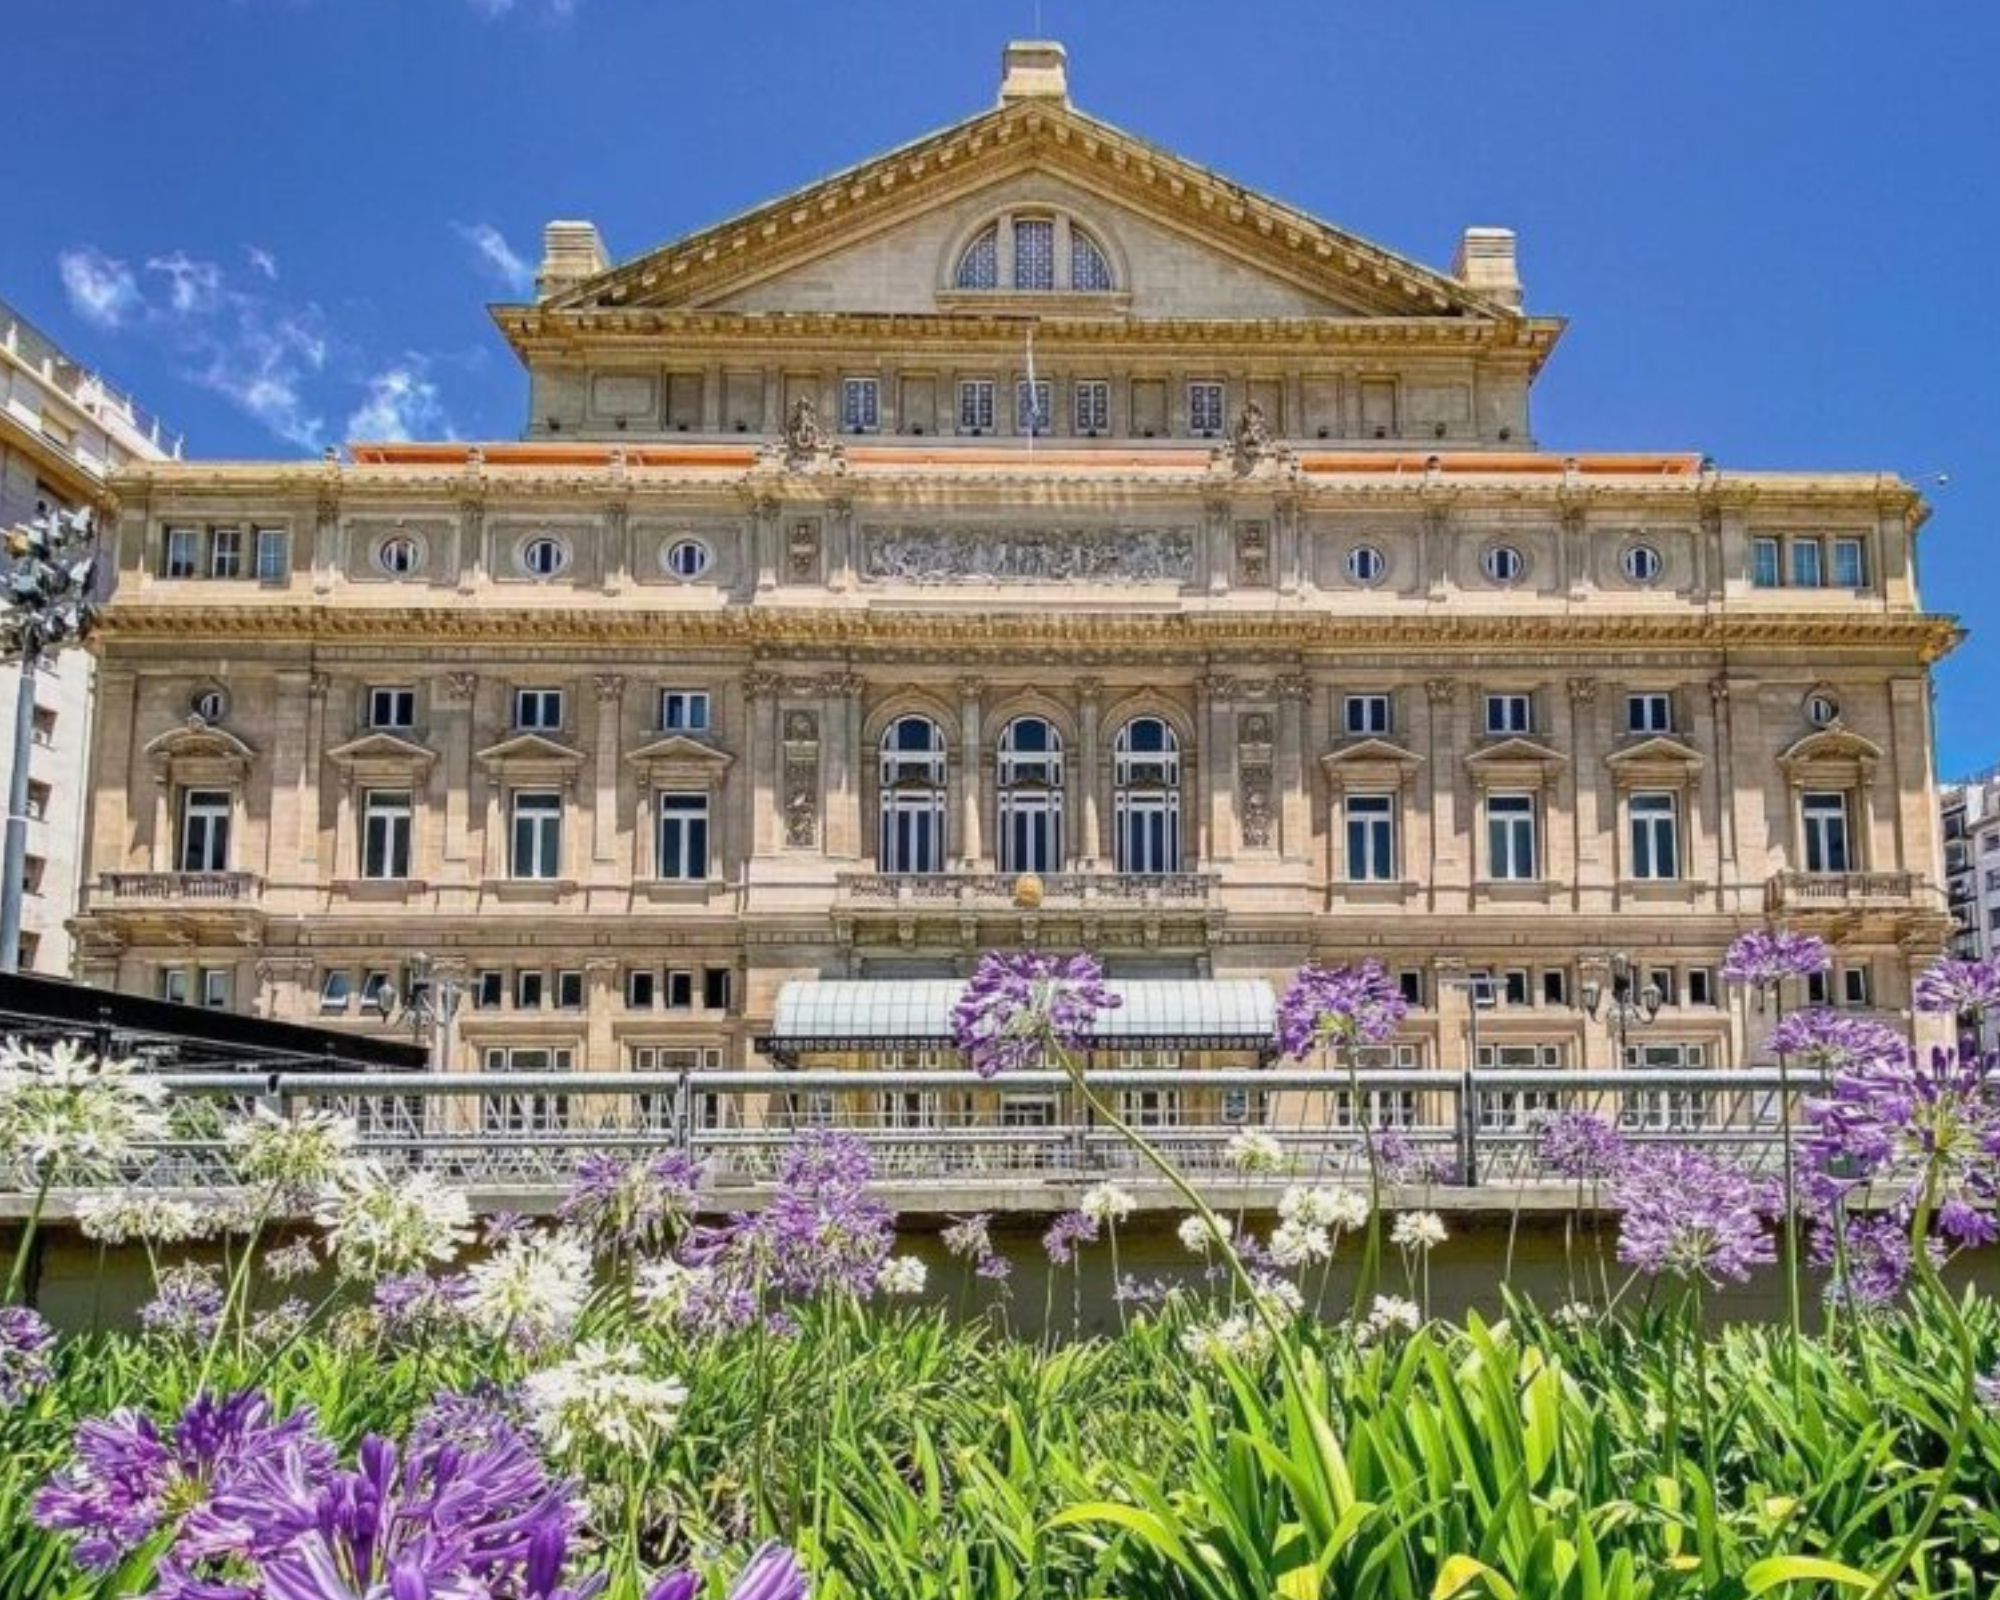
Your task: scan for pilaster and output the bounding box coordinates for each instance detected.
[1076,676,1102,867]
[591,674,623,872]
[956,677,985,869]
[1276,675,1310,864]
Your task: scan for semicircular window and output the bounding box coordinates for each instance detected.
[955,225,999,290]
[1072,228,1114,292]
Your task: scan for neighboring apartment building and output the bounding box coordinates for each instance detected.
[72,41,1955,1083]
[1940,769,2000,960]
[0,294,178,975]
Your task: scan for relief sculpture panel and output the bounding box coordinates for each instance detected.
[860,525,1196,585]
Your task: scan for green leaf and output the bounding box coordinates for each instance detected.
[1742,1554,1877,1593]
[1432,1554,1519,1600]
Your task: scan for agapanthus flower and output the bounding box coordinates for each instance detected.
[315,1164,473,1281]
[1370,1128,1451,1186]
[1534,1111,1628,1182]
[949,950,1119,1077]
[875,1255,927,1296]
[263,1239,319,1283]
[1042,1210,1098,1265]
[407,1384,531,1459]
[1805,1043,2000,1248]
[483,1210,533,1246]
[974,1252,1012,1282]
[1768,1008,1908,1071]
[34,1388,334,1579]
[1811,1212,1940,1311]
[1268,1219,1331,1267]
[1550,1301,1597,1329]
[140,1262,225,1342]
[1362,1294,1422,1339]
[371,1270,474,1340]
[1180,1311,1273,1367]
[522,1340,687,1458]
[1177,1214,1215,1254]
[636,1257,711,1323]
[465,1227,594,1348]
[1721,929,1832,988]
[1914,957,2000,1023]
[648,1543,810,1600]
[224,1104,358,1199]
[1278,1183,1370,1231]
[0,1305,55,1407]
[1613,1145,1778,1285]
[560,1149,702,1254]
[1224,1128,1286,1174]
[1114,1275,1178,1307]
[76,1192,213,1246]
[940,1212,992,1260]
[751,1130,896,1298]
[1276,960,1409,1058]
[1390,1211,1447,1251]
[0,1039,168,1178]
[1079,1181,1136,1225]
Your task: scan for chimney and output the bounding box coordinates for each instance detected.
[536,220,609,300]
[1451,227,1522,309]
[999,40,1068,104]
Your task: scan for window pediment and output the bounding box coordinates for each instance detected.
[474,732,587,778]
[145,719,255,779]
[1605,735,1705,787]
[1778,725,1881,786]
[626,734,735,787]
[1465,736,1566,789]
[327,732,439,774]
[1319,738,1423,789]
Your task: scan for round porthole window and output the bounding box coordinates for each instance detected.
[663,538,712,580]
[1805,691,1840,729]
[1346,544,1386,586]
[520,535,570,578]
[1482,544,1526,584]
[376,533,423,576]
[1622,543,1663,584]
[190,686,229,723]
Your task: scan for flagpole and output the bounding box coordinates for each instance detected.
[1025,324,1037,459]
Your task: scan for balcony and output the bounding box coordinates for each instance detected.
[836,871,1217,910]
[98,871,262,904]
[1764,871,1933,914]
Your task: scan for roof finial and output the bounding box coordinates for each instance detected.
[1000,40,1067,103]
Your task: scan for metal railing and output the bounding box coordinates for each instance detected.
[7,1068,1813,1206]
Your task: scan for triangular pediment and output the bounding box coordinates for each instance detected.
[1778,726,1883,769]
[327,732,438,769]
[144,720,255,767]
[528,99,1518,325]
[474,733,585,769]
[1467,736,1567,768]
[1320,737,1424,768]
[1605,735,1705,770]
[625,735,735,770]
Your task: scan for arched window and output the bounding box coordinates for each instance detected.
[878,716,949,873]
[955,225,999,290]
[997,717,1064,873]
[1113,717,1180,874]
[1071,228,1114,292]
[1012,218,1055,290]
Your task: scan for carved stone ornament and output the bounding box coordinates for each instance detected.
[1239,711,1273,747]
[860,525,1195,585]
[1234,521,1271,586]
[1424,677,1457,707]
[1239,759,1275,848]
[786,519,821,582]
[441,671,479,705]
[1567,676,1599,706]
[1217,402,1294,478]
[784,709,818,742]
[784,760,819,848]
[762,396,847,474]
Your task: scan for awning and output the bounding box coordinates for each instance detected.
[758,978,1276,1057]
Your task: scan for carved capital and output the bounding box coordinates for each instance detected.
[439,672,479,706]
[744,669,783,701]
[307,672,332,702]
[821,671,866,700]
[956,675,985,703]
[1424,677,1457,707]
[593,673,625,703]
[1276,674,1313,703]
[1076,675,1104,706]
[1199,673,1237,702]
[1567,676,1599,706]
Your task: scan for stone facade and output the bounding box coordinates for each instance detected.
[74,42,1956,1076]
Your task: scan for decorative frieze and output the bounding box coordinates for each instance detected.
[860,525,1195,585]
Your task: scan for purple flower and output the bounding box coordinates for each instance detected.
[1811,1212,1940,1311]
[1612,1145,1778,1285]
[483,1210,533,1246]
[0,1305,55,1408]
[1369,1127,1451,1185]
[1042,1210,1099,1265]
[650,1544,810,1600]
[139,1264,225,1343]
[561,1149,703,1253]
[1721,929,1832,988]
[1534,1111,1627,1182]
[372,1269,472,1338]
[407,1384,531,1458]
[974,1252,1013,1282]
[34,1389,334,1581]
[1914,957,2000,1022]
[1277,961,1409,1059]
[755,1131,895,1298]
[1769,1008,1907,1071]
[1805,1044,2000,1249]
[950,950,1119,1077]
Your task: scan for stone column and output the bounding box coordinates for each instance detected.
[827,496,856,593]
[1204,492,1230,595]
[1201,674,1236,863]
[745,669,781,859]
[437,673,478,874]
[957,677,985,869]
[1277,675,1311,864]
[1567,676,1604,912]
[149,772,171,872]
[601,498,630,594]
[823,673,864,859]
[1425,678,1464,912]
[1725,676,1768,901]
[585,958,619,1072]
[302,673,330,869]
[266,669,311,882]
[1274,496,1302,595]
[333,773,357,884]
[1076,677,1102,868]
[752,495,779,593]
[591,674,623,869]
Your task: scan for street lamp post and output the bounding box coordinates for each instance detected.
[1581,951,1663,1068]
[1439,967,1497,1185]
[369,953,465,1073]
[1,506,99,973]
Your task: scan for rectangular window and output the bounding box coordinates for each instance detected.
[1487,793,1538,880]
[957,380,995,434]
[656,792,710,880]
[361,790,413,880]
[1843,965,1872,1007]
[1752,537,1781,588]
[1629,791,1680,879]
[840,377,879,433]
[1345,694,1391,736]
[1014,378,1052,436]
[1073,379,1110,435]
[254,527,289,582]
[1802,790,1851,874]
[1013,217,1055,289]
[482,1047,575,1136]
[1688,968,1715,1006]
[510,791,564,879]
[30,706,55,745]
[1791,537,1824,588]
[318,971,351,1013]
[208,527,244,579]
[25,780,50,821]
[1648,967,1678,1008]
[179,788,232,873]
[360,970,394,1013]
[1504,969,1531,1007]
[368,687,416,729]
[666,969,694,1009]
[703,967,732,1011]
[165,526,201,578]
[475,970,504,1009]
[1188,380,1225,436]
[659,690,710,732]
[556,970,584,1010]
[1625,1040,1711,1129]
[1832,537,1868,588]
[626,969,656,1008]
[1626,692,1673,734]
[1485,693,1532,735]
[1398,969,1425,1006]
[514,688,563,731]
[1345,794,1396,882]
[160,967,191,1005]
[1542,968,1569,1006]
[1807,970,1832,1006]
[1474,1042,1567,1129]
[516,970,545,1009]
[20,854,43,896]
[201,969,232,1009]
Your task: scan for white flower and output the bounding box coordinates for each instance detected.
[0,1040,167,1177]
[1252,1274,1305,1319]
[76,1193,211,1245]
[1268,1219,1332,1268]
[465,1229,593,1344]
[1278,1184,1369,1231]
[1390,1210,1448,1252]
[1176,1214,1215,1254]
[315,1163,472,1281]
[940,1214,992,1260]
[1551,1301,1597,1329]
[876,1255,928,1297]
[1079,1182,1136,1225]
[523,1340,688,1457]
[636,1257,710,1322]
[1363,1294,1422,1338]
[264,1239,320,1283]
[1179,1312,1272,1367]
[226,1105,357,1192]
[1223,1129,1286,1174]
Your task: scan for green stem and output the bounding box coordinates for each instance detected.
[1342,1041,1382,1318]
[3,1167,55,1306]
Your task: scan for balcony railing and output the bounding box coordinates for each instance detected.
[1764,870,1933,913]
[98,871,262,903]
[836,871,1217,907]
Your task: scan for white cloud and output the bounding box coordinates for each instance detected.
[466,0,577,16]
[347,360,456,443]
[146,252,226,316]
[197,303,331,450]
[454,222,535,295]
[245,245,280,281]
[58,247,144,329]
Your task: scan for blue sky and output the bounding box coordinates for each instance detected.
[5,0,1996,771]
